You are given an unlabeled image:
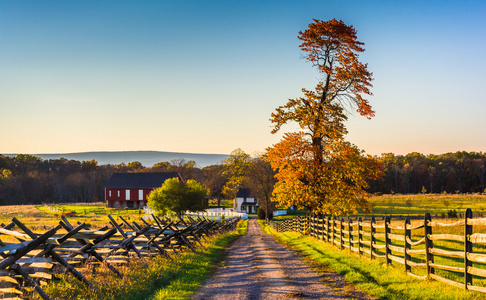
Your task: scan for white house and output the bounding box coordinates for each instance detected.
[234,188,258,214]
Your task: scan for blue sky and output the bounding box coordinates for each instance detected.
[1,1,485,156]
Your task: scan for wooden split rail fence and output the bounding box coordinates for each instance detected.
[270,208,486,294]
[0,214,240,300]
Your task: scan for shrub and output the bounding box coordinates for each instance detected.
[60,210,77,217]
[447,209,458,218]
[257,207,265,220]
[257,207,273,220]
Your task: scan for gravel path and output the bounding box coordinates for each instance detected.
[191,219,373,300]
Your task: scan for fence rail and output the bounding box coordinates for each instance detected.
[0,214,239,299]
[270,208,486,293]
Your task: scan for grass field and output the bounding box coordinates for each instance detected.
[208,199,233,208]
[367,194,486,216]
[272,194,486,221]
[0,203,150,234]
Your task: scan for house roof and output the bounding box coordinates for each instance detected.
[236,188,253,198]
[104,172,180,189]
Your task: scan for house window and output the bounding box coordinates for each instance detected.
[118,191,120,197]
[109,190,112,197]
[126,190,130,200]
[139,189,143,200]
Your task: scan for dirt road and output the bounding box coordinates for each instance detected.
[191,219,372,300]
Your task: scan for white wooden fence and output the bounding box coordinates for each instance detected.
[143,207,247,220]
[185,208,248,221]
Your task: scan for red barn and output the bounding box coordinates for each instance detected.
[104,172,182,209]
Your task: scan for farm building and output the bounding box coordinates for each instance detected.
[233,188,258,214]
[104,172,182,209]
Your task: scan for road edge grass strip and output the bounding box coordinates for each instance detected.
[149,219,248,300]
[258,220,484,300]
[40,219,248,300]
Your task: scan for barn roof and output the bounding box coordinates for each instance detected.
[104,172,180,189]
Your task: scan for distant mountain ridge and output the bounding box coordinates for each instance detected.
[3,151,229,168]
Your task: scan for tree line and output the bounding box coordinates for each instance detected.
[1,150,484,207]
[0,152,273,207]
[370,151,486,195]
[0,154,226,206]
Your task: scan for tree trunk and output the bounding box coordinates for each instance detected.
[265,195,270,223]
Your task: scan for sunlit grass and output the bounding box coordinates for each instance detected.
[259,221,484,300]
[0,204,151,232]
[368,194,486,216]
[208,199,233,208]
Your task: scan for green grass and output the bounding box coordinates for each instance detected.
[259,221,485,300]
[40,219,248,300]
[208,199,233,208]
[38,204,145,217]
[264,194,486,297]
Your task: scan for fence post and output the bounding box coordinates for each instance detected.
[370,216,376,260]
[303,216,306,234]
[348,217,353,253]
[332,216,336,247]
[310,215,317,237]
[340,218,344,250]
[465,208,473,290]
[404,216,411,273]
[358,217,363,256]
[385,216,391,266]
[424,213,434,279]
[326,216,330,243]
[309,215,313,237]
[318,215,322,240]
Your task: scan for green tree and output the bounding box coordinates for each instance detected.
[147,178,208,218]
[221,148,251,199]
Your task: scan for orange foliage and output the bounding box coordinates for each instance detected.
[298,18,374,118]
[268,19,382,215]
[267,132,383,215]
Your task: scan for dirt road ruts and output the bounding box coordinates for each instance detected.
[191,219,373,300]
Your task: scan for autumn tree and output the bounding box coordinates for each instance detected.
[267,19,382,215]
[147,178,208,219]
[152,161,171,171]
[127,161,144,171]
[201,164,226,206]
[169,159,202,181]
[247,153,277,222]
[221,148,252,199]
